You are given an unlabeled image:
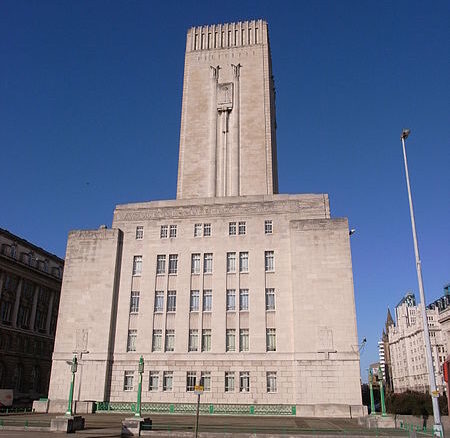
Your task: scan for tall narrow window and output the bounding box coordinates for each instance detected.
[203,253,213,274]
[167,291,176,312]
[226,329,236,352]
[189,330,199,351]
[191,254,201,274]
[130,291,140,314]
[239,329,249,352]
[266,372,277,392]
[165,329,175,351]
[149,371,159,391]
[265,251,274,272]
[229,222,236,235]
[202,329,211,352]
[127,330,137,352]
[186,372,196,391]
[203,290,212,311]
[203,223,211,237]
[133,256,142,276]
[266,328,276,351]
[239,289,249,311]
[265,288,275,310]
[163,371,173,391]
[169,224,177,238]
[190,290,199,312]
[225,372,235,392]
[238,221,246,235]
[160,225,168,238]
[239,252,248,272]
[226,252,236,273]
[226,289,236,311]
[200,372,211,391]
[168,254,178,274]
[194,223,202,237]
[154,291,164,312]
[239,371,250,392]
[124,371,134,391]
[156,255,166,274]
[136,226,144,239]
[152,330,162,351]
[264,220,273,235]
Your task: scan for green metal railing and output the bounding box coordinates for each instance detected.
[398,420,440,437]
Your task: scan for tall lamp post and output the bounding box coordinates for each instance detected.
[400,129,443,436]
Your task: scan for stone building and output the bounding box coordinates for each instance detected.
[0,228,63,404]
[47,20,363,417]
[378,309,394,392]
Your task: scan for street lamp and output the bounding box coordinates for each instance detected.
[400,129,443,436]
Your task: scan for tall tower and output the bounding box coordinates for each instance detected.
[176,20,278,199]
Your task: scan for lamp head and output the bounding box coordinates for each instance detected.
[401,129,411,140]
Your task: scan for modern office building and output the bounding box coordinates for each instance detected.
[0,228,63,404]
[47,20,363,417]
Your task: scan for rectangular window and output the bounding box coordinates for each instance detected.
[169,224,177,238]
[191,253,201,274]
[239,252,249,272]
[160,225,168,238]
[194,223,202,237]
[203,290,212,311]
[266,328,276,351]
[152,330,162,351]
[202,329,211,352]
[165,329,175,351]
[127,330,137,352]
[163,371,173,391]
[203,223,211,237]
[200,372,211,391]
[266,371,277,392]
[156,255,166,274]
[130,291,140,314]
[149,371,159,391]
[239,371,250,392]
[186,372,196,391]
[203,253,213,274]
[226,289,236,311]
[124,371,134,391]
[239,329,249,352]
[133,255,142,276]
[225,372,235,392]
[226,329,236,352]
[189,329,199,351]
[154,291,164,312]
[190,290,199,312]
[136,226,144,239]
[265,251,274,272]
[265,288,275,310]
[167,291,176,312]
[238,221,246,235]
[229,222,236,235]
[239,289,249,311]
[168,254,178,274]
[0,301,11,323]
[226,252,236,273]
[264,220,273,234]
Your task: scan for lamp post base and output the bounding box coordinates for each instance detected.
[50,415,85,433]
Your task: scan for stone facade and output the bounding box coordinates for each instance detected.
[0,228,63,404]
[47,20,363,417]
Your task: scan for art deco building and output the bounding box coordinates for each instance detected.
[0,228,63,404]
[47,20,363,417]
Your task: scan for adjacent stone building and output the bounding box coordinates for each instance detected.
[0,228,63,404]
[47,20,363,417]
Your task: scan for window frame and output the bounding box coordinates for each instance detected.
[132,255,143,276]
[148,371,159,392]
[136,226,144,240]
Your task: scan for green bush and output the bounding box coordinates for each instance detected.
[386,390,448,416]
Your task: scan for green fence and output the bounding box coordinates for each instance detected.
[95,402,296,416]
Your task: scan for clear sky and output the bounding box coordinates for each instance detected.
[1,0,449,380]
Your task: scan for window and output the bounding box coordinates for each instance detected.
[160,225,168,238]
[152,330,162,351]
[225,372,235,392]
[266,372,277,392]
[202,329,211,352]
[238,221,246,235]
[169,224,177,238]
[226,329,236,352]
[194,223,202,237]
[229,222,237,235]
[265,220,273,234]
[124,371,134,391]
[154,291,164,312]
[127,330,137,352]
[226,252,236,273]
[239,289,249,311]
[265,251,274,272]
[226,290,236,311]
[239,329,249,352]
[239,371,250,392]
[239,252,249,272]
[265,288,275,310]
[203,290,212,312]
[149,371,159,391]
[203,253,213,274]
[200,372,211,391]
[190,290,199,312]
[167,291,176,312]
[266,328,276,351]
[136,226,144,239]
[186,372,196,391]
[191,253,201,274]
[132,256,142,276]
[189,330,199,352]
[0,302,11,323]
[163,371,173,391]
[168,254,178,274]
[203,223,211,237]
[156,255,166,274]
[130,291,140,314]
[165,329,175,351]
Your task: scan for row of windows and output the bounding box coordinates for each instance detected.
[129,288,276,315]
[132,251,275,276]
[127,328,277,353]
[135,221,275,241]
[123,370,277,393]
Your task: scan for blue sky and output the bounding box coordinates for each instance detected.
[1,0,449,380]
